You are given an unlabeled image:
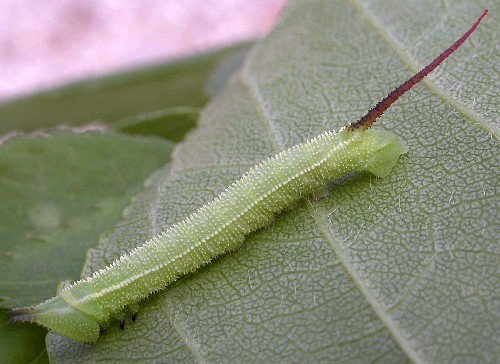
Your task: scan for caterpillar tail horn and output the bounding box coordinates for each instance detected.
[347,9,488,132]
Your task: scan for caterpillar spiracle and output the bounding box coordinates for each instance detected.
[11,10,488,342]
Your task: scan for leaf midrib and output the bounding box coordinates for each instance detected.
[230,3,496,361]
[238,68,424,362]
[236,2,450,359]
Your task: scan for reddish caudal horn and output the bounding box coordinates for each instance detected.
[347,9,488,132]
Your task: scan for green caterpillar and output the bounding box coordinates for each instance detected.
[11,10,488,343]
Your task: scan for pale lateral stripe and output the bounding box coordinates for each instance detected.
[75,132,354,304]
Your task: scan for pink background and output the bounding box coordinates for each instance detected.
[0,0,287,101]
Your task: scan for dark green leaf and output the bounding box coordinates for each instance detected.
[118,107,199,142]
[0,43,251,134]
[0,310,48,364]
[0,133,171,363]
[0,133,172,308]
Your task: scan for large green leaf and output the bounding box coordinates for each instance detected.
[0,133,172,308]
[49,0,498,362]
[0,133,172,363]
[0,43,251,134]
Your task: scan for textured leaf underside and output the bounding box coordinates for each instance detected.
[49,0,499,362]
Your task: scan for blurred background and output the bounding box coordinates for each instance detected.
[0,0,288,101]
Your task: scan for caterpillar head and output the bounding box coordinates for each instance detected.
[356,129,408,178]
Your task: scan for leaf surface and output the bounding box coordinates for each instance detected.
[0,133,172,308]
[0,133,172,363]
[49,0,499,362]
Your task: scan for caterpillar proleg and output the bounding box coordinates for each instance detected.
[11,10,488,342]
